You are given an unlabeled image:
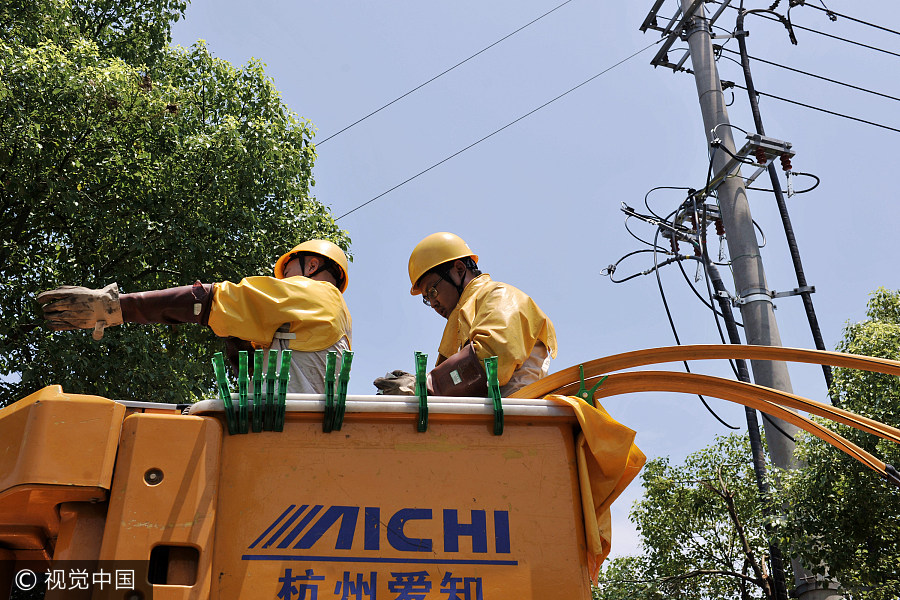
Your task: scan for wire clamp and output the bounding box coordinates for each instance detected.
[734,288,774,307]
[772,285,815,299]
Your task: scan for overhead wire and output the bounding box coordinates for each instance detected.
[727,81,900,135]
[316,0,577,146]
[644,164,740,430]
[653,217,741,431]
[790,2,900,38]
[690,196,742,380]
[335,38,664,220]
[711,1,900,60]
[719,47,900,104]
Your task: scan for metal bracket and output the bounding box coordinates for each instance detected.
[700,133,795,200]
[772,285,815,299]
[733,285,815,306]
[641,0,734,72]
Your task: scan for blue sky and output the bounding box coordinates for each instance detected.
[170,0,900,558]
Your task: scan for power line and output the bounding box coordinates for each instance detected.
[316,0,577,146]
[719,47,900,104]
[727,81,900,134]
[335,38,663,221]
[794,2,900,38]
[711,0,900,59]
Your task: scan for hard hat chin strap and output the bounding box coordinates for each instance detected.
[436,265,466,297]
[300,254,343,289]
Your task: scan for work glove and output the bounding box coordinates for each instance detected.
[373,370,417,395]
[36,282,124,340]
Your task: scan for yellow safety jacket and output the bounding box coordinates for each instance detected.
[207,275,352,352]
[437,274,557,386]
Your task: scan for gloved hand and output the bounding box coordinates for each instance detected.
[37,282,123,340]
[373,370,417,395]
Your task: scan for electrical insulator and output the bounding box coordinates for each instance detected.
[670,236,679,254]
[715,219,725,236]
[780,154,792,171]
[755,147,768,166]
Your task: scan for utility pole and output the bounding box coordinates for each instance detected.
[679,0,798,471]
[679,2,840,598]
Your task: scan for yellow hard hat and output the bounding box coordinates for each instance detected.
[408,232,478,294]
[274,239,349,292]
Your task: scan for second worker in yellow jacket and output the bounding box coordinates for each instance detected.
[376,232,556,397]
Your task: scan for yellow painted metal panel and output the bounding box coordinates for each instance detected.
[0,385,125,491]
[209,414,593,600]
[99,414,222,600]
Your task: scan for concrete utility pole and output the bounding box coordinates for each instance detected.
[679,3,840,599]
[679,0,798,470]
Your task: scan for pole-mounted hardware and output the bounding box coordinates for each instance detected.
[484,356,503,435]
[640,0,732,72]
[728,285,816,307]
[698,133,795,201]
[415,351,429,432]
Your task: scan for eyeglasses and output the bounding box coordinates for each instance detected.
[421,275,443,307]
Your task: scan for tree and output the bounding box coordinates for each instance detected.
[0,0,349,406]
[779,288,900,599]
[594,434,785,600]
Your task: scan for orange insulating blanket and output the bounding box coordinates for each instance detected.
[547,395,646,580]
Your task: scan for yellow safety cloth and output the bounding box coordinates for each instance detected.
[208,276,351,351]
[437,274,557,386]
[547,395,645,580]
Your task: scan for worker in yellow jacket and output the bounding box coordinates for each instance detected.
[37,240,352,394]
[376,232,556,397]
